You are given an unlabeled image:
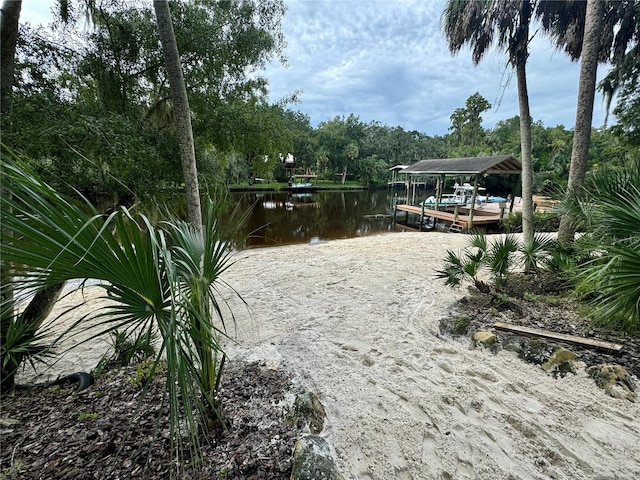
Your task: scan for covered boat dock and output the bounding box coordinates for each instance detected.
[394,155,522,232]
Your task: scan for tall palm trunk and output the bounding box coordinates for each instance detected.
[442,0,536,243]
[153,0,203,239]
[516,59,534,245]
[0,0,21,118]
[1,2,68,391]
[1,0,22,318]
[557,0,603,243]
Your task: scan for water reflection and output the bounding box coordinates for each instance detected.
[232,190,398,248]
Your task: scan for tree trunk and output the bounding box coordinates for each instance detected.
[1,0,22,372]
[1,283,65,392]
[0,0,21,118]
[341,166,347,185]
[516,59,535,245]
[557,0,603,243]
[153,0,203,239]
[0,2,70,393]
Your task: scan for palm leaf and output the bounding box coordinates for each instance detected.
[1,157,248,468]
[521,232,555,274]
[486,234,519,281]
[581,243,640,332]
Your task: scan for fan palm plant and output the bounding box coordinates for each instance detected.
[521,233,556,274]
[485,234,520,284]
[1,156,247,467]
[436,232,520,290]
[436,231,553,290]
[437,247,485,290]
[568,161,640,332]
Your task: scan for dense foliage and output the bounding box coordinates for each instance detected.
[570,160,640,333]
[2,1,638,475]
[438,158,640,334]
[7,0,289,200]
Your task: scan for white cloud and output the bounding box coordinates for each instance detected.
[265,0,612,135]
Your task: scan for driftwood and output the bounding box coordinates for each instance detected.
[492,322,624,354]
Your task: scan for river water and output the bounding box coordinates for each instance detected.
[231,189,406,248]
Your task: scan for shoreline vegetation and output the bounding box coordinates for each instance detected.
[228,180,369,192]
[3,232,639,479]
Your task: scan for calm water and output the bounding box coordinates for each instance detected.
[232,190,405,248]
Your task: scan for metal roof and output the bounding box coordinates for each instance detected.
[400,155,521,175]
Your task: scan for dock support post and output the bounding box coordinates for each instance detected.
[468,175,479,231]
[392,196,397,227]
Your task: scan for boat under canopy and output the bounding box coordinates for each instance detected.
[394,155,522,232]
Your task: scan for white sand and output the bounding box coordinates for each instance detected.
[23,232,640,479]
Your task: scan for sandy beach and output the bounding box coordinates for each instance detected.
[24,232,640,480]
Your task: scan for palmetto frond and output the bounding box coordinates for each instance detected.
[580,162,640,243]
[435,249,467,288]
[537,0,638,63]
[442,0,533,66]
[1,157,245,461]
[485,234,520,281]
[574,161,640,331]
[521,232,555,274]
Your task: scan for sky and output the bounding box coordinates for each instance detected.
[20,0,613,137]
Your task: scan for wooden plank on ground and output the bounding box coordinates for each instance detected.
[492,321,624,353]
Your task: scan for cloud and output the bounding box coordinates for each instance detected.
[265,0,612,135]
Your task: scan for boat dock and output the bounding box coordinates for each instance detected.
[390,155,525,233]
[394,203,506,232]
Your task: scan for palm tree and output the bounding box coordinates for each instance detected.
[442,0,535,245]
[537,0,639,242]
[342,142,359,184]
[560,0,602,243]
[599,42,640,132]
[153,0,203,237]
[1,1,207,384]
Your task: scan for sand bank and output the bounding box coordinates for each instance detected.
[24,232,640,479]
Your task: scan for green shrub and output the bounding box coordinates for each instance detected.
[570,161,640,333]
[501,211,560,233]
[436,233,552,291]
[94,328,157,377]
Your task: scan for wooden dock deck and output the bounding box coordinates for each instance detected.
[395,204,503,232]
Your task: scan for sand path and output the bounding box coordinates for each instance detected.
[24,232,640,479]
